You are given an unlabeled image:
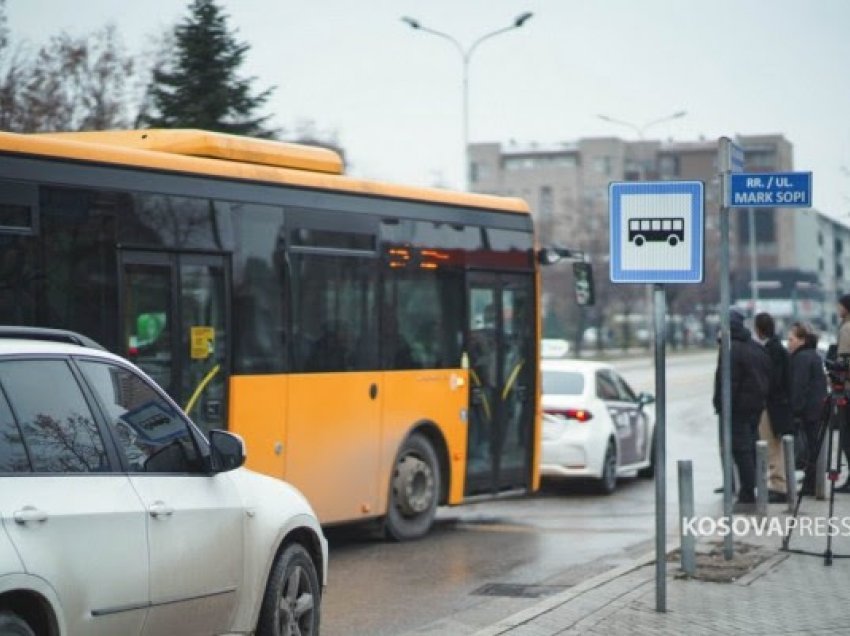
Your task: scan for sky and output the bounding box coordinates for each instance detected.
[6,0,850,220]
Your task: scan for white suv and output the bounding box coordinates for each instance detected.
[0,328,326,636]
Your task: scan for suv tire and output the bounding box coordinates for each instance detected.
[257,543,321,636]
[0,612,36,636]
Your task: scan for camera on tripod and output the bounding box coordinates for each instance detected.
[824,345,850,386]
[824,356,850,385]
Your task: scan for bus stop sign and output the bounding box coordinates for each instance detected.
[609,181,704,284]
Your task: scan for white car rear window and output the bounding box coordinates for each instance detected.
[542,370,585,395]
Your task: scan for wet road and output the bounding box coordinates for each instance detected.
[321,351,720,635]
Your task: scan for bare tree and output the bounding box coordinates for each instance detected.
[0,12,139,133]
[0,0,7,53]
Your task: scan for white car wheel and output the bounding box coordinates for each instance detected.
[257,543,321,636]
[595,441,617,495]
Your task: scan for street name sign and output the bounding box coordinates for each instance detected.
[609,181,704,284]
[728,171,812,208]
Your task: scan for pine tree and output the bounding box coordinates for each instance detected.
[141,0,276,138]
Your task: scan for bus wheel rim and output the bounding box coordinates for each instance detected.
[393,455,435,517]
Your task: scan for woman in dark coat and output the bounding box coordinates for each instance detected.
[788,322,827,495]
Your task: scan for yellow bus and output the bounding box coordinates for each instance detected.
[0,129,540,539]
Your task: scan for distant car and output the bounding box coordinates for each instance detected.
[541,338,571,358]
[540,359,656,494]
[0,328,326,636]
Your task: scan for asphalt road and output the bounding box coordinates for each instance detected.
[321,350,720,636]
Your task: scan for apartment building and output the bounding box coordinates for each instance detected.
[470,134,828,339]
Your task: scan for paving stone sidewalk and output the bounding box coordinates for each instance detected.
[473,495,850,636]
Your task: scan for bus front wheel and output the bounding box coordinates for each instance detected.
[385,433,439,541]
[633,235,645,246]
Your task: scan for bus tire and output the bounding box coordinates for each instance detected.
[633,235,645,246]
[384,433,439,541]
[668,235,679,246]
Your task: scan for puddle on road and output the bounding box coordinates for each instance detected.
[471,582,569,598]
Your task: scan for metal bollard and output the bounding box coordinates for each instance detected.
[782,434,797,513]
[678,460,696,576]
[755,440,768,516]
[816,428,828,500]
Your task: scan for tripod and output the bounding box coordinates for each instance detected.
[781,375,850,565]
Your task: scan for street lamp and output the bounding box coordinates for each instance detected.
[596,111,687,140]
[401,12,534,189]
[597,111,687,346]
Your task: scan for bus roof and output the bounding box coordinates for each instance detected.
[0,129,530,214]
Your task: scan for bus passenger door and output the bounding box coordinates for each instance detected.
[120,251,230,435]
[464,273,536,496]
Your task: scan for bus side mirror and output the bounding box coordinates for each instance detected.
[573,262,595,307]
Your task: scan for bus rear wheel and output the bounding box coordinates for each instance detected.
[668,235,679,246]
[385,433,439,541]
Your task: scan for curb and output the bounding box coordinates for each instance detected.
[471,547,662,636]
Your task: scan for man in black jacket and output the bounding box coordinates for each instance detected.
[754,312,793,503]
[713,309,771,505]
[788,322,828,496]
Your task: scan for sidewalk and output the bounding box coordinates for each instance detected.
[471,494,850,636]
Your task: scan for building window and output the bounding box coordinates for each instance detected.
[737,210,776,244]
[836,238,844,255]
[659,155,679,178]
[838,263,845,279]
[593,157,612,176]
[503,157,535,171]
[552,154,577,168]
[470,162,489,183]
[818,232,824,247]
[820,258,825,272]
[747,151,775,169]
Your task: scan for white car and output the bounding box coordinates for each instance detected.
[0,328,326,636]
[540,359,656,494]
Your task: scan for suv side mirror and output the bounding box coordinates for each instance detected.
[209,430,246,474]
[637,392,655,409]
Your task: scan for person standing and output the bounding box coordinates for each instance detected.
[713,309,771,505]
[788,322,828,496]
[754,312,793,503]
[835,295,850,492]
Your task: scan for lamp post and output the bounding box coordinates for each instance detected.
[596,111,688,141]
[401,12,533,190]
[597,111,687,348]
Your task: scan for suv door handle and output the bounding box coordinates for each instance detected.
[13,506,48,524]
[149,501,174,519]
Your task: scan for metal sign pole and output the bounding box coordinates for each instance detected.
[719,137,734,560]
[608,179,703,612]
[654,283,667,612]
